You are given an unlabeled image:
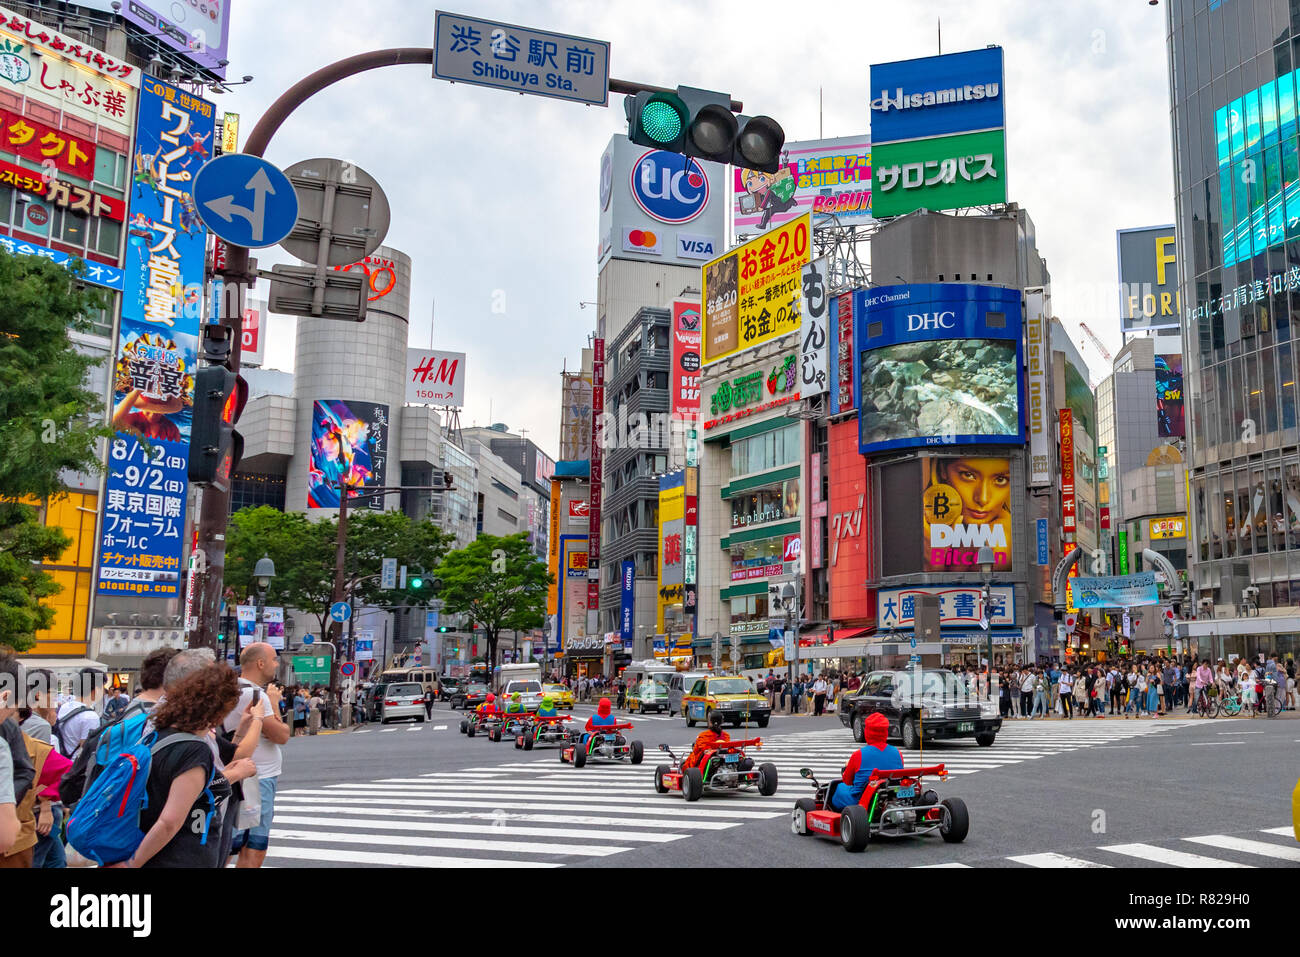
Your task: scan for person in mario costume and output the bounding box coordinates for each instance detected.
[475,693,499,719]
[582,696,618,744]
[829,712,903,811]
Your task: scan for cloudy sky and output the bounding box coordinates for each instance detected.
[219,0,1174,457]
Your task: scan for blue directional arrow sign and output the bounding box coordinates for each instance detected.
[193,153,298,248]
[302,634,316,645]
[329,602,351,624]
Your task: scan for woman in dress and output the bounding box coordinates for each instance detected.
[1147,667,1162,716]
[1241,665,1258,715]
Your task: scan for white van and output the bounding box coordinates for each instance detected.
[623,661,674,713]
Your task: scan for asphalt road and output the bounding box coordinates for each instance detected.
[269,700,1300,868]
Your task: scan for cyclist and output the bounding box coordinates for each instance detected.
[1193,659,1214,715]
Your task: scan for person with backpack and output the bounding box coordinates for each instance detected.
[53,668,104,762]
[0,653,34,809]
[97,664,254,868]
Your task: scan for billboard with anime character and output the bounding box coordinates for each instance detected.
[307,399,390,509]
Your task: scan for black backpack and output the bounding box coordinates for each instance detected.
[51,705,93,759]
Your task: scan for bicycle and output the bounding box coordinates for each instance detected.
[1261,677,1284,718]
[1213,686,1243,718]
[1193,686,1216,718]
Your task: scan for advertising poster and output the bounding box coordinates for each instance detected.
[1025,294,1051,486]
[406,349,466,407]
[620,559,635,643]
[588,339,605,626]
[1060,409,1077,539]
[729,479,801,529]
[262,607,285,651]
[559,372,593,461]
[559,536,589,643]
[1072,573,1160,609]
[800,257,831,397]
[670,300,702,419]
[1149,516,1186,539]
[1117,226,1180,331]
[1156,354,1185,437]
[878,586,1014,629]
[96,76,214,598]
[547,480,560,615]
[355,635,374,661]
[702,213,811,365]
[921,456,1013,572]
[657,475,685,630]
[833,295,856,414]
[236,605,256,647]
[307,399,389,509]
[856,284,1023,453]
[733,136,872,234]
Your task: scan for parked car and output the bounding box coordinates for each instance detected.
[838,669,1001,749]
[373,682,427,724]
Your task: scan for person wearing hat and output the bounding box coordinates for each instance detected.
[475,693,499,721]
[582,697,618,744]
[828,712,902,811]
[505,692,526,715]
[684,710,731,771]
[535,695,559,719]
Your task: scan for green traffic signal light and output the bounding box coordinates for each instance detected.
[410,576,423,589]
[641,95,686,144]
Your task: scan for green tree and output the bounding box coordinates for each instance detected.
[436,533,551,669]
[224,506,453,640]
[0,251,109,651]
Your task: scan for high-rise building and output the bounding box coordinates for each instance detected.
[1168,0,1300,662]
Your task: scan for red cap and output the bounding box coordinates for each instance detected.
[597,697,612,717]
[864,712,889,748]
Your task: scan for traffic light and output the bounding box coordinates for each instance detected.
[624,86,785,173]
[410,574,424,590]
[188,325,247,491]
[437,625,451,634]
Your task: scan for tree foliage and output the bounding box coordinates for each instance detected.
[0,251,110,651]
[436,533,550,668]
[224,506,454,639]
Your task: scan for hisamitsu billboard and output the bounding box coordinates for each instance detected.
[870,47,1005,145]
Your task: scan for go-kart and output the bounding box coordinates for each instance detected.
[459,710,504,739]
[790,764,969,852]
[489,711,535,743]
[653,739,777,802]
[560,722,644,767]
[516,714,579,751]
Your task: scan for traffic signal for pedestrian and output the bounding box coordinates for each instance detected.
[624,86,785,173]
[189,324,247,491]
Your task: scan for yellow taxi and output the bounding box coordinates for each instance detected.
[681,675,771,728]
[543,683,574,709]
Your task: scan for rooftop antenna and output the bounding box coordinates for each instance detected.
[819,86,823,138]
[938,17,942,54]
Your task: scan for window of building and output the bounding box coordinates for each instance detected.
[729,534,787,582]
[729,480,800,529]
[94,217,121,257]
[229,473,287,514]
[496,506,516,526]
[93,149,127,190]
[730,424,799,477]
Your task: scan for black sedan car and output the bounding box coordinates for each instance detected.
[438,675,464,701]
[839,669,1001,749]
[451,681,490,710]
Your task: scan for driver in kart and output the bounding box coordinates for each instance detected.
[535,695,560,719]
[582,696,619,744]
[505,692,526,714]
[684,710,731,770]
[829,711,903,811]
[475,692,499,721]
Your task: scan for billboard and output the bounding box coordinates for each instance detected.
[406,349,466,407]
[1214,67,1300,269]
[870,47,1007,218]
[878,586,1014,629]
[306,400,390,509]
[799,258,831,397]
[657,473,685,630]
[240,300,265,368]
[828,420,872,621]
[1071,573,1159,609]
[96,77,214,599]
[1149,515,1186,539]
[701,213,811,365]
[127,0,230,77]
[921,455,1013,572]
[832,295,856,414]
[558,534,589,644]
[597,134,726,267]
[620,559,635,643]
[856,284,1024,453]
[1060,409,1076,541]
[732,136,872,234]
[558,371,593,461]
[1156,354,1185,438]
[1117,226,1180,332]
[1025,292,1051,486]
[670,300,702,419]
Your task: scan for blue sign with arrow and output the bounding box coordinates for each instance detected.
[193,153,299,248]
[329,602,351,624]
[302,634,316,645]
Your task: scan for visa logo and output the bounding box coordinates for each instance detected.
[676,233,717,260]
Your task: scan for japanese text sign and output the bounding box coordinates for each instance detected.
[733,136,871,233]
[1060,409,1076,539]
[433,11,609,106]
[872,129,1007,218]
[670,300,702,419]
[0,106,95,179]
[0,156,123,220]
[799,257,830,397]
[877,586,1015,629]
[96,77,214,598]
[702,213,811,365]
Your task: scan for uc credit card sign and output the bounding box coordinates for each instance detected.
[97,77,215,597]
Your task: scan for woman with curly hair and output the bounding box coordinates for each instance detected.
[114,664,255,868]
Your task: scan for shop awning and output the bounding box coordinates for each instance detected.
[801,637,875,658]
[17,657,106,673]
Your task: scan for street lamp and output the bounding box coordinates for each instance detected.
[252,554,276,674]
[977,546,995,699]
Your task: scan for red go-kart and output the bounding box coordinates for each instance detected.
[491,711,534,743]
[791,764,969,852]
[653,739,777,801]
[516,714,579,751]
[560,722,644,767]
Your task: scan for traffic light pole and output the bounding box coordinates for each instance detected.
[188,43,743,653]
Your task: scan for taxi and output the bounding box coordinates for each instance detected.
[681,675,771,728]
[543,683,574,709]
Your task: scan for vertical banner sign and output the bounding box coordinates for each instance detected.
[800,257,830,396]
[548,479,561,615]
[97,77,215,597]
[588,339,605,631]
[1036,517,1049,565]
[236,606,257,647]
[1025,294,1051,486]
[620,559,635,643]
[1059,409,1076,541]
[1118,529,1130,575]
[262,607,285,651]
[671,300,702,419]
[835,295,856,413]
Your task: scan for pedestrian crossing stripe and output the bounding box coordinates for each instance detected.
[915,828,1298,868]
[269,720,1202,868]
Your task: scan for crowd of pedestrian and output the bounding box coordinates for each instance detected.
[0,641,289,869]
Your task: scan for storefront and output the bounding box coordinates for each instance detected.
[1176,616,1296,665]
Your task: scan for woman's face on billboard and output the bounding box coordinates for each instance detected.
[946,458,1011,524]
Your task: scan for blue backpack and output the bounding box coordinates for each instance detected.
[67,731,215,866]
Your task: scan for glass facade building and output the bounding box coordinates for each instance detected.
[1169,0,1300,610]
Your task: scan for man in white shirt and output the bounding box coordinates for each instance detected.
[1019,669,1036,718]
[54,668,104,760]
[223,643,288,869]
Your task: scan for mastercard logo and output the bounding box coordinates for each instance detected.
[626,229,658,247]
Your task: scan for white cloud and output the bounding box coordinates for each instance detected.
[222,0,1174,452]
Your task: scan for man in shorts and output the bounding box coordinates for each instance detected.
[223,643,288,868]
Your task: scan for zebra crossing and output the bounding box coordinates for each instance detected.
[917,827,1300,868]
[268,719,1196,868]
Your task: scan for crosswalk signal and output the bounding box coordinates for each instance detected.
[189,324,247,491]
[625,86,785,173]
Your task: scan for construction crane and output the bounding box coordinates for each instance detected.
[1078,322,1112,364]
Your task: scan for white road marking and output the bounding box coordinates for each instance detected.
[273,814,685,843]
[1098,844,1254,868]
[265,846,558,868]
[1184,835,1300,862]
[273,828,631,857]
[1008,853,1112,868]
[273,794,783,818]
